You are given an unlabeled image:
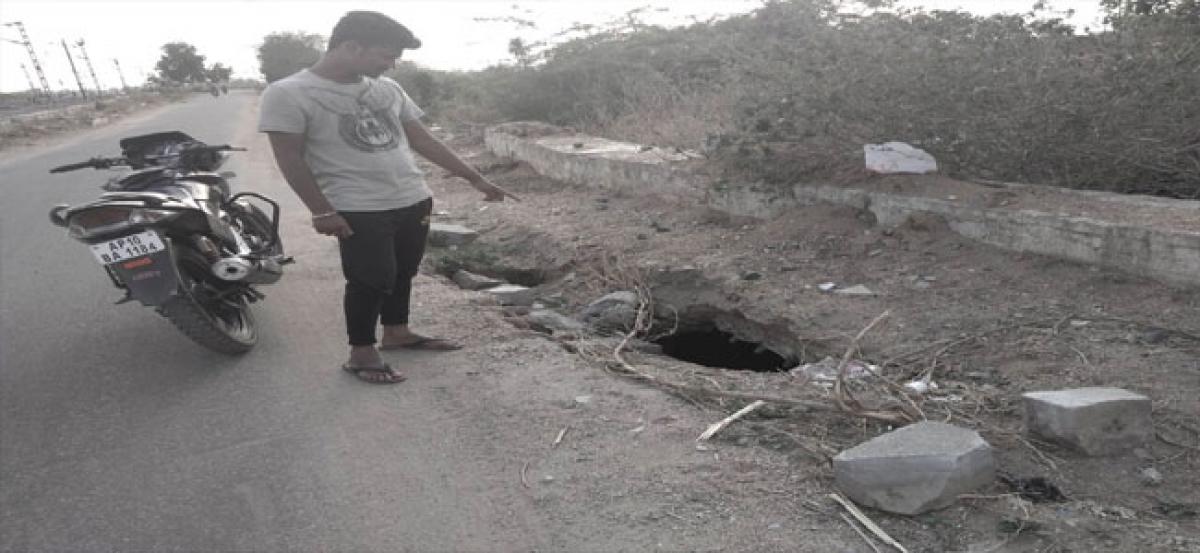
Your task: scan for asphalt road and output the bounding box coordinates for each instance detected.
[0,92,540,552]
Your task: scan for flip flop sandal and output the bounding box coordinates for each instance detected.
[380,337,463,351]
[341,363,406,384]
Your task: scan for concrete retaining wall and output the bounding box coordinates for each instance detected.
[783,185,1200,286]
[485,125,705,202]
[485,124,1200,287]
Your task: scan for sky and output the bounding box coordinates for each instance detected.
[0,0,1105,94]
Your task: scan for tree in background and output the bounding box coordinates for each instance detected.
[508,38,534,67]
[206,63,233,83]
[154,42,208,83]
[389,61,438,108]
[1102,0,1200,20]
[258,32,325,83]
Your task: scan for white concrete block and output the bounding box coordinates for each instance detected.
[833,422,995,515]
[1022,387,1152,456]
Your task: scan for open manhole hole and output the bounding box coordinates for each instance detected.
[653,325,797,372]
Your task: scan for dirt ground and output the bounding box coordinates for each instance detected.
[9,101,1195,551]
[416,127,1200,552]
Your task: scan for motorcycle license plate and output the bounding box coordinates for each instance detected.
[89,230,165,265]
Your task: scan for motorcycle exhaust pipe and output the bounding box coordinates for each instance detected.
[211,256,282,285]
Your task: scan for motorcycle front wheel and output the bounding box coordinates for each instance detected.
[161,248,257,354]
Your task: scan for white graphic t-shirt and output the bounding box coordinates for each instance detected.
[257,69,432,212]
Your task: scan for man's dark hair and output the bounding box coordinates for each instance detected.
[328,11,421,52]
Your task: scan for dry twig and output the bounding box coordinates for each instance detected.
[833,311,922,425]
[697,400,766,442]
[828,493,909,553]
[840,513,883,553]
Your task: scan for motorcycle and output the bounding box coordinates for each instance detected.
[48,131,289,354]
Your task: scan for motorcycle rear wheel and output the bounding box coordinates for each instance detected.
[161,249,257,354]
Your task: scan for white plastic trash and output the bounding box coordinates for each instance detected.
[864,142,938,174]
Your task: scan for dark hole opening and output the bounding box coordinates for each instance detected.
[654,327,795,372]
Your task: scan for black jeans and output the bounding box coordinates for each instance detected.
[337,198,432,346]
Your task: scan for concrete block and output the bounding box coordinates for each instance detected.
[864,142,938,174]
[1022,387,1152,456]
[451,270,503,291]
[833,422,995,515]
[485,284,536,306]
[428,223,479,247]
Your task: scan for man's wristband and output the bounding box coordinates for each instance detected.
[311,211,339,220]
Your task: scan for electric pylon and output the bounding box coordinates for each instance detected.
[61,39,87,99]
[113,59,129,91]
[3,21,52,95]
[19,63,37,93]
[75,39,103,95]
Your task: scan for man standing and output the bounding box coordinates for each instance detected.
[259,11,512,384]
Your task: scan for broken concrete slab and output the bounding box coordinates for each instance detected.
[582,291,639,313]
[528,309,585,333]
[833,421,996,515]
[580,291,640,331]
[485,284,537,306]
[451,269,503,291]
[1022,387,1152,456]
[428,223,479,247]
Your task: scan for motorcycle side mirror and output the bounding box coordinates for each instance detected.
[220,171,237,179]
[49,205,70,227]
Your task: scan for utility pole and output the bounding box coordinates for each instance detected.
[113,59,129,91]
[61,39,87,99]
[75,39,103,95]
[3,21,52,96]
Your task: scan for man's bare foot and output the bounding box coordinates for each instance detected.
[379,335,462,351]
[342,345,404,384]
[348,345,385,367]
[380,326,462,351]
[341,363,406,384]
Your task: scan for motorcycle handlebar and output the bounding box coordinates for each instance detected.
[49,159,108,173]
[48,144,244,174]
